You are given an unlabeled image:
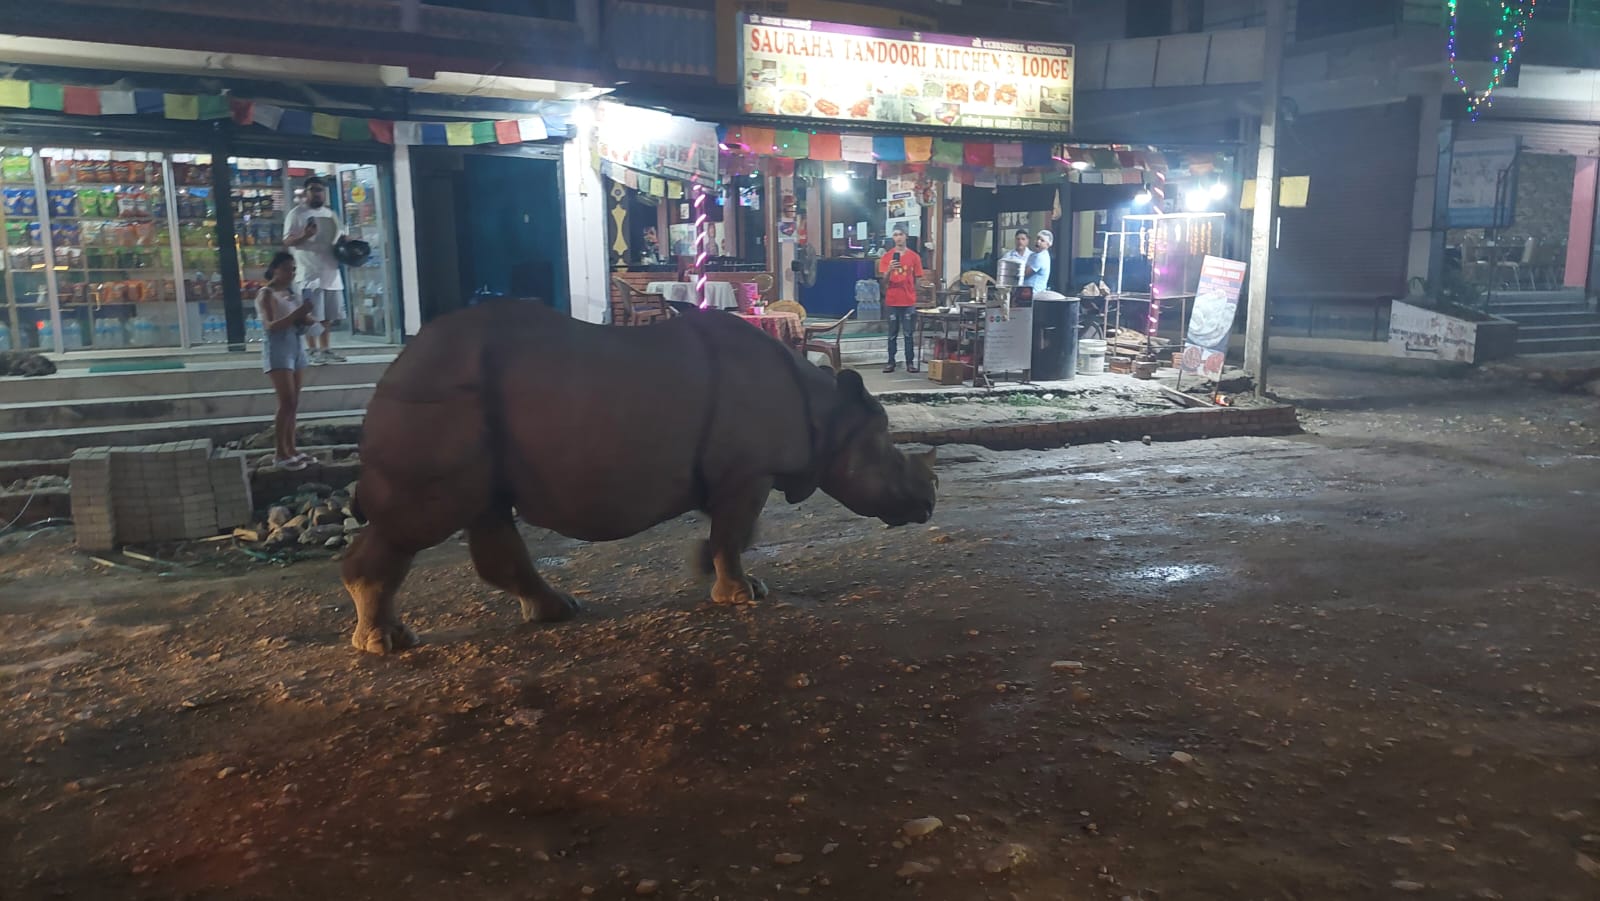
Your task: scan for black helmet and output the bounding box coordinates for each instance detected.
[334,239,372,267]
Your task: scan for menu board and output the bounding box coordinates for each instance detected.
[739,15,1073,134]
[1179,256,1247,377]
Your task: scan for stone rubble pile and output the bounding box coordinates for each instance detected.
[234,480,365,553]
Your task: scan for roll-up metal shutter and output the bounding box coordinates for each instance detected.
[1454,119,1600,158]
[1271,101,1420,300]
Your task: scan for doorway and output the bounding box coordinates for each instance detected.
[409,146,569,323]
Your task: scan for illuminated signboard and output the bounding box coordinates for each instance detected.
[739,15,1073,134]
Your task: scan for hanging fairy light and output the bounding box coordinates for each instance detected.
[1448,0,1539,122]
[692,177,709,309]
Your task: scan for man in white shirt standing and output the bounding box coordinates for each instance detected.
[283,176,347,364]
[1000,228,1031,268]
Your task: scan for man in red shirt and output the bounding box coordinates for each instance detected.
[877,226,924,373]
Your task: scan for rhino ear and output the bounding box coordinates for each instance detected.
[836,367,868,400]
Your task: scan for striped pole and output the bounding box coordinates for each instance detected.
[692,178,710,309]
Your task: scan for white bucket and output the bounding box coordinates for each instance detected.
[1078,338,1107,375]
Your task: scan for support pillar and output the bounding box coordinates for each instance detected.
[1243,0,1287,394]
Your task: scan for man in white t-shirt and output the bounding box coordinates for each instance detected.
[1000,228,1031,268]
[283,176,348,364]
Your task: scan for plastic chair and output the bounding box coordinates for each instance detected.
[609,276,674,326]
[803,311,855,371]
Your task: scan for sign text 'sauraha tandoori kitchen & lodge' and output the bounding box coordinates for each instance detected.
[740,15,1074,134]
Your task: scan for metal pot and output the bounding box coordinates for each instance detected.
[996,258,1023,287]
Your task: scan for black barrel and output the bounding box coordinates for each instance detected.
[1030,294,1080,380]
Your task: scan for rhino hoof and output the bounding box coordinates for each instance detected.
[521,592,582,624]
[712,576,769,606]
[351,621,419,655]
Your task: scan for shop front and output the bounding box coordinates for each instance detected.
[0,76,579,357]
[592,15,1243,385]
[0,110,404,356]
[592,102,767,321]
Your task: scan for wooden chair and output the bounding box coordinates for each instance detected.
[609,276,674,326]
[802,310,855,371]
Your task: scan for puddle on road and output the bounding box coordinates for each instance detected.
[1119,563,1221,584]
[1019,471,1127,484]
[1192,511,1287,525]
[1040,497,1087,506]
[1528,454,1600,468]
[535,557,571,569]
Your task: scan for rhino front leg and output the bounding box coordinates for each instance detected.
[468,513,582,623]
[707,478,773,606]
[342,529,420,655]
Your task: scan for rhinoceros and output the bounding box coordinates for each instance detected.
[342,300,937,654]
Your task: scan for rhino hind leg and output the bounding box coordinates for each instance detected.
[468,513,582,623]
[342,529,420,655]
[707,479,773,606]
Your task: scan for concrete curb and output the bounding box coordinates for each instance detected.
[890,403,1302,450]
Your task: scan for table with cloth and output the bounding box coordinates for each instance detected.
[737,311,804,347]
[645,280,740,311]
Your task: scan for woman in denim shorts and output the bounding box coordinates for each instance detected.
[255,251,315,470]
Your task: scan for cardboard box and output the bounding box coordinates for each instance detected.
[927,359,967,385]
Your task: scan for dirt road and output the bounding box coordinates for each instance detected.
[3,368,1600,900]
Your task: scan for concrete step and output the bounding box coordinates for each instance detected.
[1486,299,1592,316]
[1517,323,1600,340]
[0,410,367,462]
[1494,310,1600,327]
[0,383,376,432]
[0,354,395,404]
[1514,335,1600,355]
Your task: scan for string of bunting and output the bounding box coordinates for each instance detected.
[0,79,559,147]
[717,125,1191,182]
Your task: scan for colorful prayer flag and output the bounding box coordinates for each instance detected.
[252,104,285,130]
[163,94,199,120]
[311,113,341,140]
[98,91,136,115]
[62,86,100,117]
[29,83,64,112]
[0,81,30,109]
